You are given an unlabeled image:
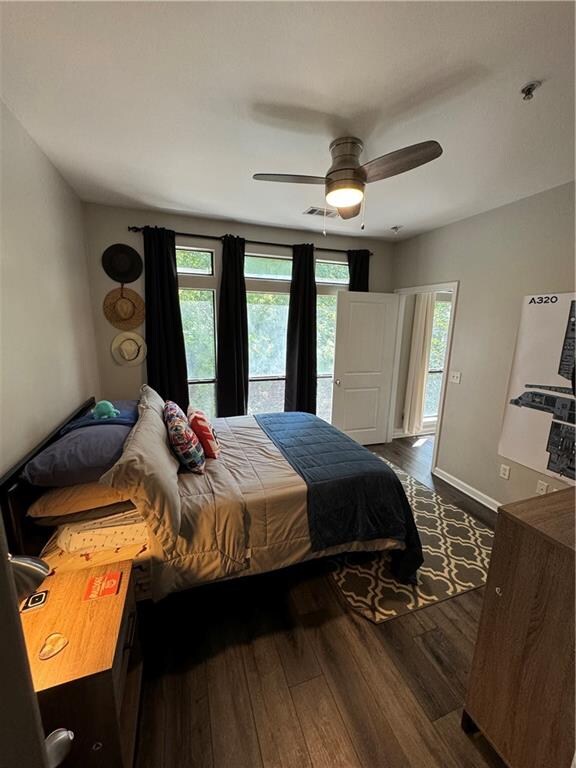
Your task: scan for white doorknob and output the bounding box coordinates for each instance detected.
[335,379,341,386]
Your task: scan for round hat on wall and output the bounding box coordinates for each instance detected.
[102,243,143,284]
[111,332,147,367]
[103,287,144,330]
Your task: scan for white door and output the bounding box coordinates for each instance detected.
[331,291,400,445]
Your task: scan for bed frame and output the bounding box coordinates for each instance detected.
[0,398,95,555]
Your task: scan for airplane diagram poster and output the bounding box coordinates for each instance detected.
[499,292,575,484]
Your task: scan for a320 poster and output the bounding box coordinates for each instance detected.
[499,292,575,484]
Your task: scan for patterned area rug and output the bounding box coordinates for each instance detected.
[330,460,493,624]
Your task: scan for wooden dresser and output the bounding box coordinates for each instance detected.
[463,488,575,768]
[20,561,141,768]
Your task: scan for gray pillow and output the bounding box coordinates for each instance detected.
[101,403,181,554]
[22,425,132,487]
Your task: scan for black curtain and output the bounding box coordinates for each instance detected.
[285,244,317,414]
[216,235,249,417]
[347,249,371,292]
[142,226,189,410]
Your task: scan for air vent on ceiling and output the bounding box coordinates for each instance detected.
[303,206,339,219]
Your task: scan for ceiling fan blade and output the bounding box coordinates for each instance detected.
[337,203,361,220]
[253,173,326,185]
[361,140,443,183]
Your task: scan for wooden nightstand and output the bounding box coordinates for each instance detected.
[20,561,142,768]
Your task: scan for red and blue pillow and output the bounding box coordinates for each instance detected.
[187,409,221,459]
[163,401,205,473]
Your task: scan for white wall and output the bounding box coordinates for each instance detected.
[393,182,575,505]
[0,103,100,474]
[83,202,395,399]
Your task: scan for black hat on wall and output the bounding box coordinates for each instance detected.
[102,243,143,284]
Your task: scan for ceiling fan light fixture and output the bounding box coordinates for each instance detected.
[254,136,443,222]
[325,179,364,208]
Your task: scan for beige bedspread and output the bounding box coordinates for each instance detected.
[152,415,403,599]
[42,414,403,601]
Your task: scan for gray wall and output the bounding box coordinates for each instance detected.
[83,202,395,399]
[0,104,100,474]
[393,182,575,504]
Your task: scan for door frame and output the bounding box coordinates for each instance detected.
[391,281,459,472]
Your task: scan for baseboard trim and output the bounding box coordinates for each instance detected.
[432,467,502,513]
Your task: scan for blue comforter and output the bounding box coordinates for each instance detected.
[60,400,139,435]
[255,412,423,583]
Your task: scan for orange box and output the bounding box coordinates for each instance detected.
[82,570,122,601]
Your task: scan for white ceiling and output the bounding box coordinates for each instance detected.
[1,2,574,239]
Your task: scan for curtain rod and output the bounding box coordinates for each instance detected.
[127,226,373,256]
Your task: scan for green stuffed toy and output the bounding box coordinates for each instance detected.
[92,400,120,420]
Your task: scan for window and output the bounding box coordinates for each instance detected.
[245,258,346,420]
[316,260,349,285]
[177,248,217,416]
[247,292,290,413]
[315,261,346,420]
[176,247,213,275]
[178,246,348,421]
[317,294,338,421]
[423,300,452,419]
[245,254,292,281]
[179,288,216,416]
[244,254,349,286]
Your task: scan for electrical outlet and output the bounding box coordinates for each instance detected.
[536,480,548,495]
[499,464,510,480]
[449,371,461,384]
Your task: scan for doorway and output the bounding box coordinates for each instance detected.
[391,282,458,475]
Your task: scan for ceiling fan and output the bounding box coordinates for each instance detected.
[253,137,443,220]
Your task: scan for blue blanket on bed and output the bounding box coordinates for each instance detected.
[254,412,423,583]
[60,400,139,435]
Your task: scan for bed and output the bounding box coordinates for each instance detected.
[0,387,423,601]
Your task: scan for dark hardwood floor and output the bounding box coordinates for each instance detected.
[378,433,438,487]
[135,437,504,768]
[374,434,497,530]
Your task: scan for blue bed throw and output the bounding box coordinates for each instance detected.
[59,400,139,435]
[255,412,423,583]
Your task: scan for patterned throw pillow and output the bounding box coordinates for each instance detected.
[163,401,205,473]
[187,409,221,459]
